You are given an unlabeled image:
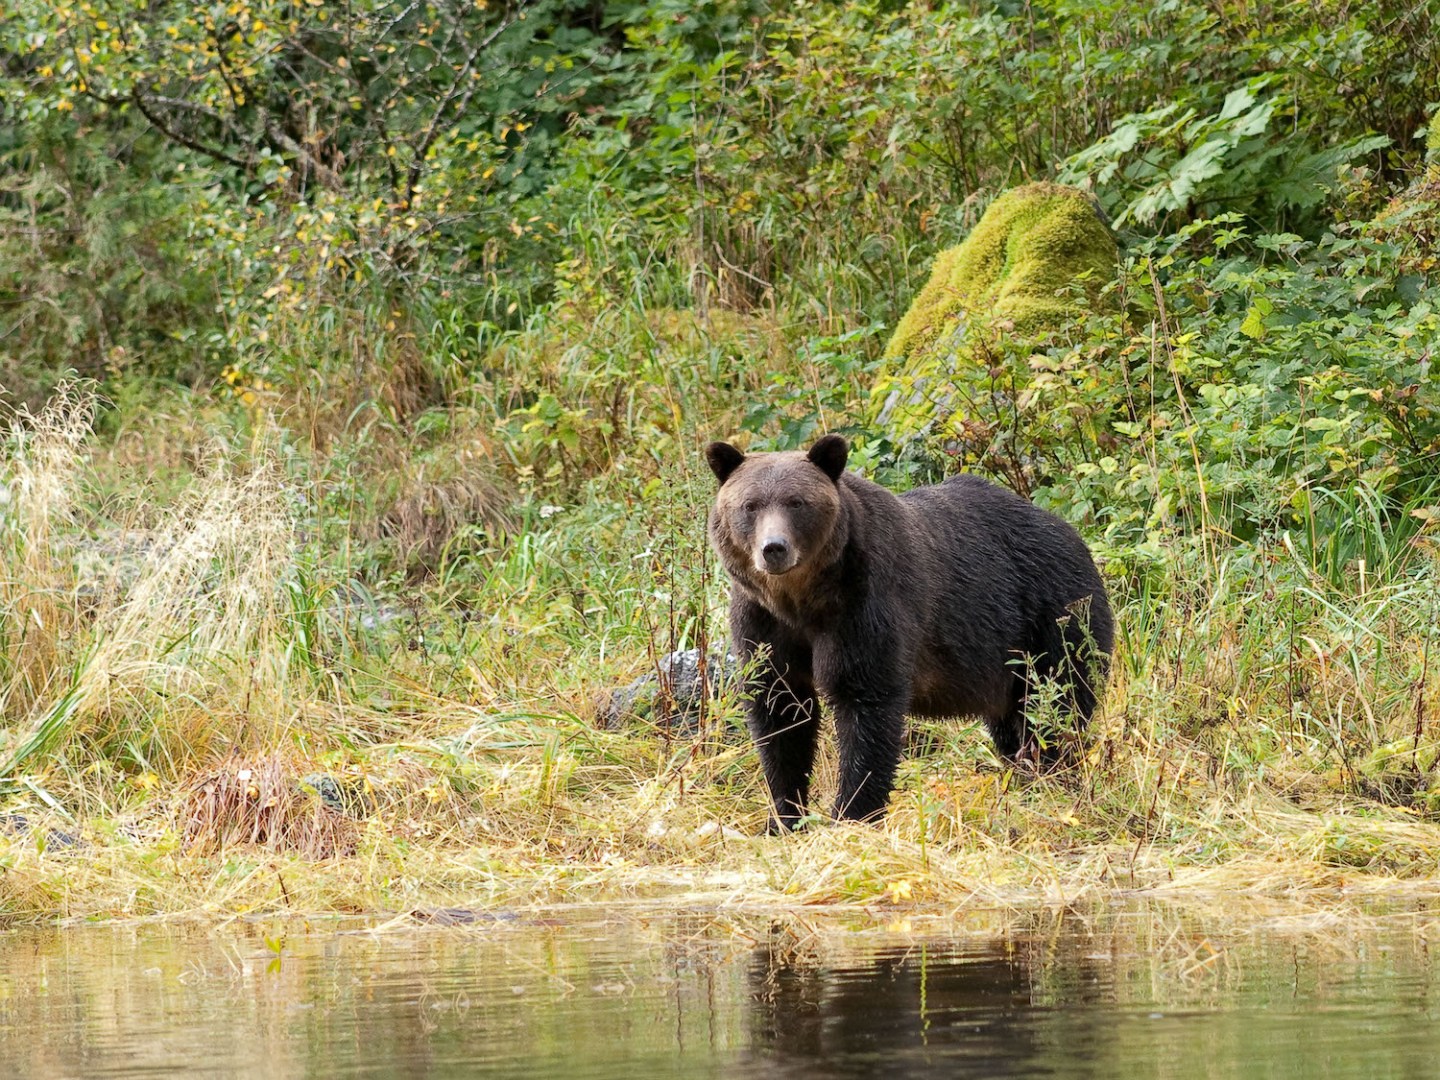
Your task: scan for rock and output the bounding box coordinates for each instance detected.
[595,649,739,734]
[885,182,1118,360]
[0,812,84,849]
[875,182,1119,437]
[297,774,372,817]
[410,907,520,926]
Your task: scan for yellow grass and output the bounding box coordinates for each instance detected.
[4,384,1440,927]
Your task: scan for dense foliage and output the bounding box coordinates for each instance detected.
[4,1,1440,916]
[4,0,1440,653]
[5,1,1436,373]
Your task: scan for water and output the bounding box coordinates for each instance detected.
[2,907,1438,1078]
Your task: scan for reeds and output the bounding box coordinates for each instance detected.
[1,384,301,793]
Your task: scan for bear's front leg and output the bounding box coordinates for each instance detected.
[815,638,910,822]
[829,693,908,821]
[732,601,819,833]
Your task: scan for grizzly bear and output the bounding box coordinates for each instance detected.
[706,434,1113,830]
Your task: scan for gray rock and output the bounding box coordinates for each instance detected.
[595,649,739,734]
[410,907,520,926]
[297,774,372,817]
[0,812,84,849]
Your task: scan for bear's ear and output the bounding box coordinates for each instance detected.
[807,434,848,482]
[706,441,746,485]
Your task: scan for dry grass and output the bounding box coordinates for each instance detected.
[377,460,511,577]
[1,385,304,792]
[5,382,1440,927]
[9,690,1440,922]
[0,383,92,716]
[183,753,361,859]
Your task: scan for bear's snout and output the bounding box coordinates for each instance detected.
[760,536,795,574]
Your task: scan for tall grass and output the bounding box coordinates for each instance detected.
[0,383,92,720]
[2,310,1440,923]
[0,385,304,795]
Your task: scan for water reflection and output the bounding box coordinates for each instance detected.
[753,940,1023,1075]
[0,908,1438,1078]
[749,928,1117,1078]
[746,914,1440,1080]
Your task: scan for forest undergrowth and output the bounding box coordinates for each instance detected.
[4,0,1440,923]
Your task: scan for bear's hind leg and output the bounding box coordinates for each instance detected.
[985,707,1026,763]
[980,661,1032,765]
[1040,605,1107,765]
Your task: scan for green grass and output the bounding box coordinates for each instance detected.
[3,300,1440,925]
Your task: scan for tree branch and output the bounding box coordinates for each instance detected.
[263,118,345,191]
[120,88,254,172]
[403,12,518,206]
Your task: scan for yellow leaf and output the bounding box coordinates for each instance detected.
[884,879,913,902]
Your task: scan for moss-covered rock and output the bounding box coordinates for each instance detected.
[873,183,1118,455]
[883,182,1119,366]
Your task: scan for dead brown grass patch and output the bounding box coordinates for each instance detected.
[182,753,361,859]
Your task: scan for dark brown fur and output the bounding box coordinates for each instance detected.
[707,434,1113,830]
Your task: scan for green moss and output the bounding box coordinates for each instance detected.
[1428,113,1440,165]
[883,182,1118,364]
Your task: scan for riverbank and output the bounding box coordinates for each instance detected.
[6,702,1440,924]
[5,378,1440,925]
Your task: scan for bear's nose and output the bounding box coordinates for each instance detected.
[761,538,791,570]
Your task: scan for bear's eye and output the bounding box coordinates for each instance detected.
[786,497,805,510]
[742,500,759,514]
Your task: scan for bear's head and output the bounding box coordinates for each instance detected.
[705,434,847,578]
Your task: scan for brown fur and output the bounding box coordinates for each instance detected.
[707,434,1113,830]
[711,450,846,621]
